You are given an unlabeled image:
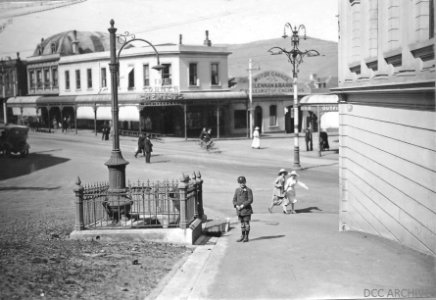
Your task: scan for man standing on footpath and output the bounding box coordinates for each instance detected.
[134,133,146,158]
[144,134,153,163]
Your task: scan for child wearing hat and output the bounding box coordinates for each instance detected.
[284,170,309,214]
[268,168,289,214]
[232,175,253,242]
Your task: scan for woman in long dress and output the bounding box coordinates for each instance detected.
[251,126,260,149]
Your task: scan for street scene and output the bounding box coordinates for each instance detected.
[1,0,435,299]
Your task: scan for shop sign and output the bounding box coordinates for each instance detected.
[252,71,293,94]
[301,105,338,112]
[141,85,182,101]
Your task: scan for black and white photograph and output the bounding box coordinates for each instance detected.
[0,0,435,299]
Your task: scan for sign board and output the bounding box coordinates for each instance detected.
[301,105,338,112]
[252,71,309,94]
[140,86,183,102]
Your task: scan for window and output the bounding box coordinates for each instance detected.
[211,63,219,85]
[36,70,42,89]
[128,66,135,90]
[234,110,247,129]
[52,67,58,88]
[65,71,70,90]
[44,69,50,89]
[75,70,81,89]
[143,64,149,86]
[29,71,35,89]
[161,64,172,85]
[87,68,92,89]
[189,63,198,86]
[269,105,277,126]
[101,67,107,88]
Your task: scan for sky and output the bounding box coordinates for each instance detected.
[0,0,338,58]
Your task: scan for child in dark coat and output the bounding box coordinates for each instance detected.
[232,176,253,242]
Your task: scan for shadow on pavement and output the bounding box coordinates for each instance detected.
[0,153,70,181]
[295,206,322,214]
[249,234,285,242]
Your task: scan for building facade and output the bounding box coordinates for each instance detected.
[334,0,435,255]
[0,53,27,124]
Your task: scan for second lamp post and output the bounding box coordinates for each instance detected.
[269,23,319,169]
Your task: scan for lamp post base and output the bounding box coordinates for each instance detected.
[104,150,131,222]
[293,146,301,170]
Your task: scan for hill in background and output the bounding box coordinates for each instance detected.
[219,36,338,87]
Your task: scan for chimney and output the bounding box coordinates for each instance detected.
[72,30,79,54]
[179,34,183,45]
[16,52,20,60]
[203,30,211,46]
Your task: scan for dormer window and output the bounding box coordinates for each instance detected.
[50,42,57,54]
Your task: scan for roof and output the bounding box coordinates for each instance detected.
[32,30,112,57]
[300,94,338,105]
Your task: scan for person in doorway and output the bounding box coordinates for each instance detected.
[305,127,313,151]
[268,168,288,214]
[251,126,261,149]
[134,133,146,158]
[284,170,309,214]
[232,176,253,243]
[144,134,153,163]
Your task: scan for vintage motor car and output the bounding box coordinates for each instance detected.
[0,124,30,157]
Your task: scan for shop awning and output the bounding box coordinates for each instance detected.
[22,107,39,116]
[119,106,139,121]
[77,106,95,120]
[7,96,41,106]
[96,106,112,120]
[37,96,77,105]
[300,94,338,112]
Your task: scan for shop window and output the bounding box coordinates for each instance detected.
[128,66,135,90]
[75,70,81,90]
[189,63,198,86]
[87,68,92,89]
[143,64,149,87]
[161,64,172,85]
[101,67,107,88]
[211,63,219,85]
[269,105,277,126]
[65,70,70,90]
[234,110,247,129]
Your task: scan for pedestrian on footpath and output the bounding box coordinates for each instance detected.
[232,176,253,243]
[144,134,153,163]
[284,170,309,214]
[268,168,288,214]
[134,133,146,158]
[251,126,261,149]
[305,127,313,151]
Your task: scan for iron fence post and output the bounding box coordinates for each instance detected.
[74,177,84,231]
[196,171,204,220]
[178,174,189,229]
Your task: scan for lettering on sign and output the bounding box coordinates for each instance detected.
[251,71,309,94]
[140,85,182,102]
[301,105,338,112]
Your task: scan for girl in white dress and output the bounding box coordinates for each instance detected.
[284,170,309,214]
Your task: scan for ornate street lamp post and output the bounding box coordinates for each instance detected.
[269,23,319,169]
[105,19,163,219]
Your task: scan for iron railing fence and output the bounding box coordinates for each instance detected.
[74,173,203,231]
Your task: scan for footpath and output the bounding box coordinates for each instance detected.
[144,134,436,300]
